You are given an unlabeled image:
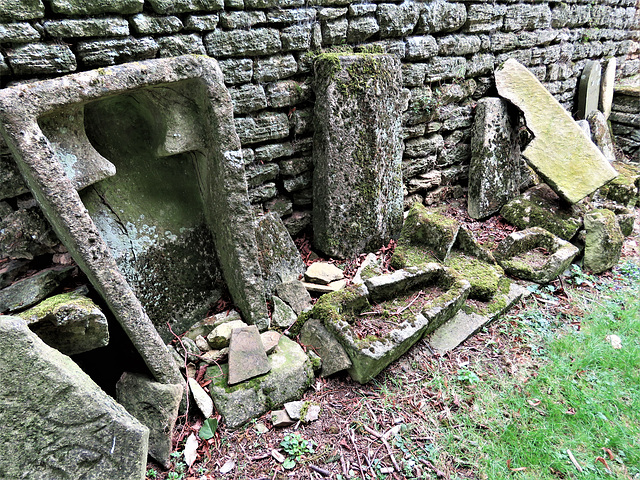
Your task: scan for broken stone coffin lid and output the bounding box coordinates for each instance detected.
[495,59,617,204]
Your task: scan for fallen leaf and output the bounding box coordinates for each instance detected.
[602,448,615,460]
[220,458,235,474]
[595,456,611,472]
[507,459,527,472]
[528,399,541,407]
[184,433,199,467]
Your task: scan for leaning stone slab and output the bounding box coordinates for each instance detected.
[495,59,617,204]
[255,212,305,296]
[587,110,616,162]
[276,280,312,314]
[468,97,522,219]
[116,372,182,468]
[312,54,405,258]
[227,325,271,385]
[207,335,313,429]
[583,208,624,274]
[577,60,602,120]
[500,184,583,241]
[0,55,271,385]
[0,265,74,313]
[309,265,469,383]
[599,58,616,119]
[299,318,352,377]
[17,291,109,355]
[0,316,149,479]
[271,295,297,329]
[494,227,579,283]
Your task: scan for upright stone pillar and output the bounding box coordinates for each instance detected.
[313,54,405,259]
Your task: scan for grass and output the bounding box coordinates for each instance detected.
[423,261,640,479]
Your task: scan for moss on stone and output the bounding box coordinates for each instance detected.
[445,252,504,301]
[18,292,96,322]
[500,197,581,241]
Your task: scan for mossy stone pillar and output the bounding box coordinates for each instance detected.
[312,54,405,259]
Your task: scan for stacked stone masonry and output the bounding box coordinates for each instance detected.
[0,0,638,257]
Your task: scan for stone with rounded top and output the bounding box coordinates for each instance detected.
[577,60,602,120]
[599,58,616,119]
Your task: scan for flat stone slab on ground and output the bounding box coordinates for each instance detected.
[208,336,314,429]
[299,318,352,377]
[227,325,271,385]
[0,316,149,479]
[305,262,344,285]
[276,280,312,314]
[495,59,617,204]
[0,265,74,313]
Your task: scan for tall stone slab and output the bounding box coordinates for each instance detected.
[599,58,616,119]
[313,54,405,259]
[0,315,149,480]
[577,60,602,120]
[468,97,522,219]
[495,59,617,204]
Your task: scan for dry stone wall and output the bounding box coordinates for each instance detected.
[0,0,638,258]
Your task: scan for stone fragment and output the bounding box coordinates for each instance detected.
[276,280,312,314]
[468,97,522,219]
[0,316,148,479]
[208,336,313,429]
[261,330,281,354]
[255,213,305,296]
[7,43,76,74]
[17,292,109,355]
[205,28,281,57]
[117,372,182,468]
[495,59,617,203]
[587,110,616,162]
[500,184,583,241]
[494,227,579,283]
[147,0,223,13]
[207,319,248,349]
[271,409,295,427]
[577,60,602,120]
[200,348,228,364]
[0,266,74,313]
[583,209,624,274]
[313,54,405,259]
[271,296,298,329]
[186,310,242,340]
[445,253,504,301]
[600,58,616,119]
[195,335,210,351]
[302,279,346,293]
[188,377,214,419]
[299,318,352,377]
[227,325,271,385]
[305,262,344,285]
[76,37,158,66]
[284,400,320,422]
[392,203,459,265]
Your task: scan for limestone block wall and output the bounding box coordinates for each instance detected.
[0,0,638,265]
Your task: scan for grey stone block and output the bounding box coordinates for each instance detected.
[424,56,466,83]
[219,11,266,29]
[267,8,315,24]
[7,43,76,74]
[246,162,279,187]
[503,4,552,32]
[184,13,219,31]
[205,28,281,57]
[157,33,206,56]
[377,2,419,38]
[281,23,313,51]
[51,0,143,15]
[438,34,482,56]
[219,58,253,85]
[0,22,40,42]
[235,112,290,145]
[417,0,466,34]
[405,35,438,60]
[465,4,506,33]
[0,0,44,21]
[322,17,348,45]
[44,18,129,38]
[253,54,298,82]
[76,37,158,66]
[230,83,268,114]
[266,80,310,108]
[131,13,183,34]
[147,0,223,14]
[347,16,379,43]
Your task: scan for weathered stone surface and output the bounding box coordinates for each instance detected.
[276,280,312,314]
[220,10,265,29]
[44,17,129,38]
[495,227,579,283]
[347,16,379,43]
[205,28,281,57]
[17,291,109,355]
[284,400,320,422]
[468,97,522,219]
[302,279,346,293]
[7,43,76,74]
[271,296,298,329]
[148,0,223,13]
[0,155,28,200]
[266,80,310,108]
[603,203,635,237]
[0,316,148,479]
[131,13,183,34]
[500,184,583,241]
[0,56,269,384]
[0,266,73,313]
[392,203,459,265]
[322,17,348,45]
[0,21,40,42]
[235,112,290,144]
[271,409,295,427]
[229,83,267,114]
[218,58,253,85]
[51,0,143,15]
[577,60,602,120]
[418,0,466,34]
[305,262,344,285]
[0,0,44,21]
[444,253,504,301]
[583,209,624,274]
[503,4,551,31]
[228,325,271,385]
[438,34,482,56]
[188,377,214,419]
[185,309,241,341]
[424,56,467,83]
[465,4,506,33]
[587,110,616,162]
[157,33,206,56]
[281,23,313,51]
[76,37,158,66]
[261,330,281,354]
[377,2,419,38]
[208,335,313,429]
[495,59,618,204]
[600,58,616,119]
[0,205,58,259]
[299,318,351,377]
[184,13,219,31]
[254,54,298,84]
[313,54,405,259]
[117,372,182,468]
[207,319,248,349]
